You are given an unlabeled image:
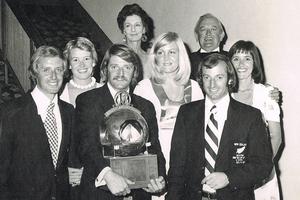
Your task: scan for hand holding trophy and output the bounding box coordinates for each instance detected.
[100,91,158,189]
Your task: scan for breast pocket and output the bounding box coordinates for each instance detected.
[232,141,248,165]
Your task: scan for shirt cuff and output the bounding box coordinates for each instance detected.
[95,167,112,187]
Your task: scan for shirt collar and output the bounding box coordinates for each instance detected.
[31,86,58,115]
[205,94,230,120]
[107,82,130,100]
[200,47,220,53]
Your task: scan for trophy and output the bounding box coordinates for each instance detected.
[99,91,158,189]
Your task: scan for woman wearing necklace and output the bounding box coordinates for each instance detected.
[60,37,103,107]
[60,37,103,199]
[134,32,204,200]
[229,40,282,200]
[117,3,154,79]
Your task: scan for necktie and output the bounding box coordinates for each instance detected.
[44,103,58,168]
[205,105,218,176]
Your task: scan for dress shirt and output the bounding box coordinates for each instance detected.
[203,94,230,193]
[31,86,62,154]
[204,94,230,143]
[95,82,130,187]
[200,47,220,53]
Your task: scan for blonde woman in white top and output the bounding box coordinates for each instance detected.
[134,32,204,200]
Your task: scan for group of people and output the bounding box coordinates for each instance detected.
[0,3,282,200]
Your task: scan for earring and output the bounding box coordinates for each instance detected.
[123,35,127,43]
[141,33,147,42]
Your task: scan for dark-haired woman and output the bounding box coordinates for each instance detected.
[229,40,281,200]
[117,3,154,78]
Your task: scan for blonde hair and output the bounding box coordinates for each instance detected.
[149,32,190,85]
[63,37,98,64]
[29,45,66,85]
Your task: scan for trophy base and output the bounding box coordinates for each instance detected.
[105,154,158,189]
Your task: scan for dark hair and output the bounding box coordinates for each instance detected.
[197,53,238,92]
[117,3,154,50]
[100,44,142,88]
[228,40,264,84]
[29,45,66,85]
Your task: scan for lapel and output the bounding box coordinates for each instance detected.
[23,94,55,166]
[101,84,116,112]
[195,101,206,159]
[216,98,240,166]
[56,100,71,168]
[177,100,205,163]
[25,94,48,140]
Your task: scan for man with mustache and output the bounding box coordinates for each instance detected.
[74,44,166,200]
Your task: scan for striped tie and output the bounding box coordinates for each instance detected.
[205,105,218,176]
[44,103,59,168]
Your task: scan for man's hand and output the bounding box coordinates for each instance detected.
[143,176,165,193]
[201,172,229,189]
[68,167,83,187]
[267,86,282,104]
[103,170,134,196]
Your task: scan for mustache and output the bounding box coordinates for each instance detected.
[113,76,129,81]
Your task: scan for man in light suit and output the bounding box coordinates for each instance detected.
[166,53,273,200]
[0,46,74,200]
[74,44,166,200]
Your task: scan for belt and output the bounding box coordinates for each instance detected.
[202,190,217,199]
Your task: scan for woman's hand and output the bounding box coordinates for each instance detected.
[267,85,282,104]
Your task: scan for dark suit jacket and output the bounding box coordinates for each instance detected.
[74,84,166,200]
[0,93,74,200]
[166,98,273,200]
[189,49,228,80]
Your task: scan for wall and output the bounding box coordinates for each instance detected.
[2,1,31,91]
[0,0,2,49]
[79,0,300,198]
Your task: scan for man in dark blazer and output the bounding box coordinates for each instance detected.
[75,44,166,200]
[190,13,228,80]
[0,46,74,200]
[166,53,273,200]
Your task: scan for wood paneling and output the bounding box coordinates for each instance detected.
[3,1,31,92]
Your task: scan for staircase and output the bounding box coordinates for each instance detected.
[0,56,24,104]
[1,0,112,103]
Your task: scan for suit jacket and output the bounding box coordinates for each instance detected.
[189,49,228,80]
[0,93,74,200]
[166,98,273,200]
[74,84,166,200]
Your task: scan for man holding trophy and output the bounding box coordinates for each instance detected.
[74,44,166,200]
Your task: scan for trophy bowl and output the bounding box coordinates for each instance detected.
[99,91,158,189]
[100,105,149,156]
